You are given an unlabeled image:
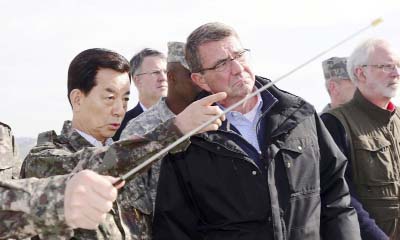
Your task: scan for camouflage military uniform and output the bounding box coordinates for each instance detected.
[115,42,191,237]
[21,118,186,239]
[118,98,175,236]
[0,122,21,180]
[21,121,128,240]
[0,175,72,239]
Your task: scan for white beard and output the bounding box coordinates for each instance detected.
[366,77,400,99]
[381,82,399,98]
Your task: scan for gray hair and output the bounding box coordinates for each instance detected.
[185,22,239,73]
[347,38,391,84]
[130,48,165,77]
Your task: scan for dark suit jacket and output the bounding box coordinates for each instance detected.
[113,102,144,141]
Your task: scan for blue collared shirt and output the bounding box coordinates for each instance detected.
[221,92,263,153]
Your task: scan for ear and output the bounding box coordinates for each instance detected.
[167,71,175,84]
[191,73,211,92]
[70,89,84,112]
[327,80,338,97]
[133,75,141,88]
[354,67,366,83]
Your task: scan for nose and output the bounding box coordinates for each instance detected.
[158,70,167,82]
[230,58,245,75]
[112,99,126,118]
[393,65,400,76]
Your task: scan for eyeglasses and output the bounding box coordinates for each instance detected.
[198,49,250,73]
[135,69,167,77]
[361,63,400,73]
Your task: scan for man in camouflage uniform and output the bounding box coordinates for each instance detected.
[320,57,356,113]
[0,121,21,180]
[118,42,203,230]
[20,48,226,239]
[20,48,133,239]
[0,170,122,239]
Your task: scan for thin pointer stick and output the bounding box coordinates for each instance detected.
[114,18,383,186]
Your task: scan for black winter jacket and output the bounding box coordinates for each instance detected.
[153,76,360,240]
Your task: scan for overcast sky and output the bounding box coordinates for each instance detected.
[1,0,399,137]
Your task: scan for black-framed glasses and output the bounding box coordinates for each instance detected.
[135,69,167,77]
[198,49,250,73]
[361,63,400,73]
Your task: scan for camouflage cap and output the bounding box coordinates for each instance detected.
[167,42,190,70]
[322,57,350,81]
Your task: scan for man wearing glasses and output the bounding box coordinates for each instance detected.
[322,38,400,240]
[153,22,360,240]
[113,48,168,140]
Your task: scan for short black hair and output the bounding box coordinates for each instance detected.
[67,48,130,105]
[129,48,165,77]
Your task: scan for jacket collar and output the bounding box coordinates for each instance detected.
[196,76,315,142]
[59,120,95,151]
[255,76,314,139]
[351,89,397,123]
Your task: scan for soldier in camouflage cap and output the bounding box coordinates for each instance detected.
[118,41,216,238]
[166,41,202,113]
[321,57,356,113]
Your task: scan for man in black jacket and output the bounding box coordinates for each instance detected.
[152,22,361,240]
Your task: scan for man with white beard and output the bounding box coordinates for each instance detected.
[321,38,400,240]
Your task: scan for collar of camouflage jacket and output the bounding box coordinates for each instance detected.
[59,120,95,151]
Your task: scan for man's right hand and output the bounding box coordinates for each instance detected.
[174,92,227,134]
[64,170,124,230]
